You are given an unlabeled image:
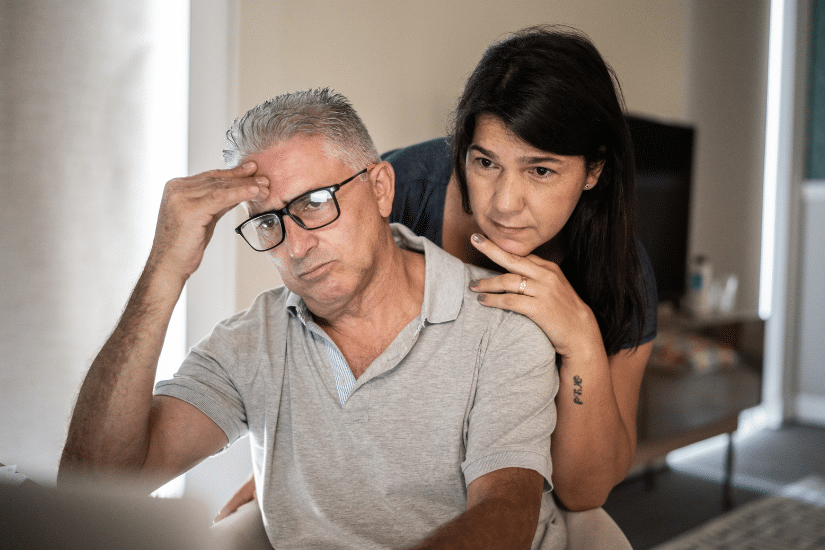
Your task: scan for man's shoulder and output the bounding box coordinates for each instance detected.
[214,286,292,333]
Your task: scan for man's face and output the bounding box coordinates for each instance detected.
[242,135,388,315]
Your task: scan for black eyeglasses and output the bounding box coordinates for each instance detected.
[235,167,370,252]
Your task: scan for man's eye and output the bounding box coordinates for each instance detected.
[293,191,332,213]
[306,191,332,209]
[475,157,494,169]
[534,167,553,177]
[255,216,277,231]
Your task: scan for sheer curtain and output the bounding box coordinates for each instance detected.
[0,0,188,483]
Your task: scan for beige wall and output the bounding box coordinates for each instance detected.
[233,0,768,317]
[234,0,692,308]
[685,1,769,317]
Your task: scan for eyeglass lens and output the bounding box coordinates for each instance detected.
[240,188,338,251]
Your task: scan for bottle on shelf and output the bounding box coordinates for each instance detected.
[687,255,713,316]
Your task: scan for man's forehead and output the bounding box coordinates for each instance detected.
[243,138,351,214]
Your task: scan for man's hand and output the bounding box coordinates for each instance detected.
[147,162,269,284]
[58,163,264,488]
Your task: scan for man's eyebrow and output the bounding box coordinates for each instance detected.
[247,184,322,217]
[469,144,564,165]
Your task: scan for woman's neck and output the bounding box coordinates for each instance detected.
[441,172,479,264]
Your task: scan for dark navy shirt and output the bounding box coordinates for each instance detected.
[383,137,657,349]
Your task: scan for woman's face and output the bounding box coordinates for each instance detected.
[465,114,602,257]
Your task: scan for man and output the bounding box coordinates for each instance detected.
[59,89,563,549]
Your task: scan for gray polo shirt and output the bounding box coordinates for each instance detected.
[155,223,563,549]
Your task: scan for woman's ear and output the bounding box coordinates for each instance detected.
[369,161,395,218]
[584,148,606,190]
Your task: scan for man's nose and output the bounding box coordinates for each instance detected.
[283,216,317,259]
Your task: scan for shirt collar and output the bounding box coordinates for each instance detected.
[390,223,464,324]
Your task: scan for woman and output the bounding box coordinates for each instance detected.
[217,24,656,520]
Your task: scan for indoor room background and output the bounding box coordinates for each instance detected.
[2,0,821,518]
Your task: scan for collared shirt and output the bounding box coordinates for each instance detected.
[155,223,562,550]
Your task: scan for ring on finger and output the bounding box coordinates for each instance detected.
[518,276,527,295]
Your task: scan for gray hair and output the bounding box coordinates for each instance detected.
[223,88,380,172]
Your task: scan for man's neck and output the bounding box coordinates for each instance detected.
[309,238,426,379]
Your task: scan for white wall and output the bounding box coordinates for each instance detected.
[797,184,825,423]
[792,0,825,425]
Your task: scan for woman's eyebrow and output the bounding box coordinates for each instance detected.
[470,144,564,165]
[521,154,564,165]
[469,144,498,160]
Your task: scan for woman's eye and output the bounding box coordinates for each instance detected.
[474,157,494,169]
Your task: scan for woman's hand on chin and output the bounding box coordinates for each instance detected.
[467,233,601,360]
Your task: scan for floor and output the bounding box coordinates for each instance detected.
[603,422,825,550]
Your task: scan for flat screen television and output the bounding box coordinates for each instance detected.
[627,114,696,309]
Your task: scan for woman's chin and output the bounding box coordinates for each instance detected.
[488,236,536,258]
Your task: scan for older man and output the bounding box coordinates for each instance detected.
[59,89,562,549]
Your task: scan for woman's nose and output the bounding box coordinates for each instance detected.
[492,172,525,214]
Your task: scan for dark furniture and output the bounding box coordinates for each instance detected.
[633,308,764,508]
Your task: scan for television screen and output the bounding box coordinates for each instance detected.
[628,115,696,308]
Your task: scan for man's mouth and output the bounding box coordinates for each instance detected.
[296,260,334,280]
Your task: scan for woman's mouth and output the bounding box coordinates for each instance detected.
[489,220,527,236]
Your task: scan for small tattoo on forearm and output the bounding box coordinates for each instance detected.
[573,375,584,405]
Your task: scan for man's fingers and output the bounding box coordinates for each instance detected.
[206,160,257,179]
[166,172,270,215]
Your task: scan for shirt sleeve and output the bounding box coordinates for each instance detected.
[154,315,249,446]
[461,311,558,488]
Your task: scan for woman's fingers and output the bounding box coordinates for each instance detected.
[213,475,257,523]
[470,233,536,275]
[470,272,532,296]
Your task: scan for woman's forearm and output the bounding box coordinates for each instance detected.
[551,341,652,511]
[550,344,633,510]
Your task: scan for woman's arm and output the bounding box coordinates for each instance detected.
[550,342,651,510]
[468,233,652,510]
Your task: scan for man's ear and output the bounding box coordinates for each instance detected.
[370,161,395,218]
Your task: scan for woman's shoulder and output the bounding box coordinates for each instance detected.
[382,138,453,246]
[381,136,452,172]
